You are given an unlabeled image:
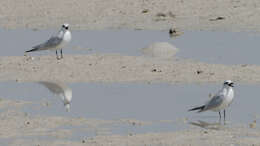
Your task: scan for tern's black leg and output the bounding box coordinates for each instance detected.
[60,49,63,59]
[219,111,221,119]
[224,110,226,121]
[56,50,59,59]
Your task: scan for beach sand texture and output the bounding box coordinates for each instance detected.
[0,0,260,145]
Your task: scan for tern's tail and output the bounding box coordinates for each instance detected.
[188,105,205,112]
[25,48,39,53]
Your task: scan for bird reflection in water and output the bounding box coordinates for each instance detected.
[38,81,72,112]
[189,120,225,130]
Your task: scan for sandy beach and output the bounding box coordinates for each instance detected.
[1,54,260,84]
[1,0,260,145]
[1,0,260,32]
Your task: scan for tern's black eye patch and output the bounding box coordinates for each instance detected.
[229,83,234,86]
[224,81,233,87]
[61,23,69,30]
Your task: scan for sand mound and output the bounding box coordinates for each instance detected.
[141,42,179,59]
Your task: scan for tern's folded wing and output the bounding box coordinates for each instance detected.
[204,94,224,111]
[33,36,62,50]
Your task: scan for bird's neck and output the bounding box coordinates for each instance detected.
[223,86,234,95]
[57,30,64,37]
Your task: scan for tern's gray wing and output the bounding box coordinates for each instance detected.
[33,36,62,50]
[204,94,224,111]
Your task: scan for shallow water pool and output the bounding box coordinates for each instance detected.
[0,81,259,134]
[1,29,260,64]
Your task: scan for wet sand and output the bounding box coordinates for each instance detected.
[1,54,260,84]
[3,55,260,146]
[1,0,260,145]
[0,99,258,146]
[9,128,260,146]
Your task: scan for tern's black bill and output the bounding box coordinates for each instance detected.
[229,83,234,87]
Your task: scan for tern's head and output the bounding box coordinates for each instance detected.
[62,23,69,30]
[223,80,234,87]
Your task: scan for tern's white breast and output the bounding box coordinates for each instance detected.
[57,30,71,49]
[63,31,71,43]
[225,87,234,106]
